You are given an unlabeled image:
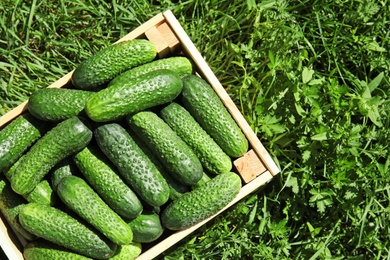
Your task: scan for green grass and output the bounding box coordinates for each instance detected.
[1,0,390,259]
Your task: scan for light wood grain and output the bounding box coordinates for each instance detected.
[234,149,267,183]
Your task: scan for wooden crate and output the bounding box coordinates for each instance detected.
[0,10,280,260]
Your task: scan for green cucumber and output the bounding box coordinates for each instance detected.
[128,111,203,186]
[50,157,79,192]
[23,240,92,260]
[11,116,92,196]
[109,243,142,260]
[57,176,133,245]
[160,102,232,175]
[72,39,157,90]
[0,174,36,241]
[181,75,248,158]
[25,180,56,206]
[108,56,193,87]
[85,69,182,122]
[128,212,164,243]
[161,172,242,230]
[74,146,143,220]
[129,130,189,201]
[192,172,212,189]
[94,123,170,207]
[0,113,47,172]
[28,88,94,121]
[19,203,117,259]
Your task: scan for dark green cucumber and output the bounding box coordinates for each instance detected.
[108,56,193,87]
[161,172,242,230]
[0,174,36,241]
[25,180,56,206]
[109,243,142,260]
[181,75,248,158]
[57,176,133,245]
[11,116,92,196]
[94,123,170,207]
[23,240,92,260]
[19,203,117,259]
[50,157,79,192]
[85,69,183,122]
[128,212,164,243]
[72,39,157,90]
[28,88,94,121]
[128,130,189,201]
[0,113,47,172]
[128,111,203,186]
[160,102,232,175]
[74,146,143,220]
[192,172,212,189]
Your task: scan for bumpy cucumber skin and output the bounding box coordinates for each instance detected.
[181,75,248,158]
[74,146,143,220]
[0,113,47,172]
[128,212,164,243]
[160,102,232,175]
[109,243,142,260]
[161,172,242,230]
[23,240,92,260]
[85,69,183,122]
[0,175,36,241]
[50,157,79,192]
[129,129,189,201]
[128,111,203,186]
[11,117,92,196]
[94,123,170,207]
[25,180,56,206]
[57,176,133,245]
[72,39,157,90]
[19,203,117,259]
[28,88,94,122]
[192,172,212,189]
[108,56,193,87]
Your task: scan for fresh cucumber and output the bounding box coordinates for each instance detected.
[0,174,36,241]
[161,172,242,230]
[108,56,193,87]
[128,111,203,186]
[192,172,212,189]
[57,176,133,245]
[181,75,248,158]
[94,123,170,207]
[74,146,143,220]
[28,88,94,121]
[109,243,142,260]
[23,240,92,260]
[128,212,164,243]
[25,180,56,206]
[128,129,189,201]
[50,157,79,192]
[0,113,47,172]
[19,203,117,259]
[72,39,157,90]
[160,102,232,175]
[10,116,92,196]
[85,69,182,122]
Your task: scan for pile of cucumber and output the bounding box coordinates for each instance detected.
[0,39,249,260]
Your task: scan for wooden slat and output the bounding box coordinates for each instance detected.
[234,149,267,183]
[145,26,171,58]
[162,10,280,177]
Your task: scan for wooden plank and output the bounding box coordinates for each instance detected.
[234,149,267,183]
[157,22,181,53]
[145,26,170,58]
[162,10,280,177]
